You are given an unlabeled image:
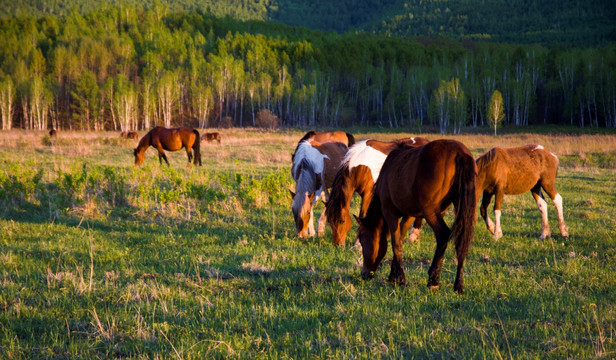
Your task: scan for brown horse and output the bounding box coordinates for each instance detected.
[325,137,430,246]
[291,140,348,238]
[49,129,57,137]
[476,144,568,239]
[201,132,222,144]
[356,140,477,293]
[292,130,355,162]
[134,126,201,166]
[121,131,138,139]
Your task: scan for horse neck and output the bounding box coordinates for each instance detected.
[136,132,151,153]
[327,166,355,218]
[361,189,383,231]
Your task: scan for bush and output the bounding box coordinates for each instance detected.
[255,109,281,129]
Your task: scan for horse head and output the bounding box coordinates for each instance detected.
[292,191,316,238]
[355,212,385,279]
[326,199,353,246]
[134,148,145,165]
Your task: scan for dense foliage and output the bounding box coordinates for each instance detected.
[2,0,614,47]
[0,5,615,132]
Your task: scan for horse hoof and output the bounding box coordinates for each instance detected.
[361,271,375,280]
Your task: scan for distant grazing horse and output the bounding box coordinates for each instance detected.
[201,132,222,144]
[325,137,430,246]
[134,126,201,166]
[49,129,57,137]
[356,140,477,293]
[292,130,355,163]
[476,144,568,239]
[291,140,348,238]
[121,131,138,139]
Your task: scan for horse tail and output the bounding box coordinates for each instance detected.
[192,129,202,166]
[345,132,356,147]
[452,151,477,264]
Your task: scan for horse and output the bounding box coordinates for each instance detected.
[134,126,201,166]
[291,130,355,163]
[121,131,138,139]
[325,137,430,246]
[201,132,222,144]
[476,144,569,239]
[49,129,57,138]
[291,140,348,238]
[356,140,477,293]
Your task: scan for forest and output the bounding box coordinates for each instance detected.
[0,3,615,132]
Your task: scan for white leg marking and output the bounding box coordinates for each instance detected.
[553,193,569,237]
[407,226,422,242]
[494,210,503,239]
[308,207,316,236]
[537,196,551,239]
[317,208,327,236]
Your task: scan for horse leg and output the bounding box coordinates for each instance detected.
[480,191,495,234]
[541,181,569,238]
[406,217,423,242]
[423,211,451,290]
[307,206,316,237]
[317,193,328,237]
[186,148,193,164]
[382,207,405,285]
[493,189,504,239]
[531,184,551,239]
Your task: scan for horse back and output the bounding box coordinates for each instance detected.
[314,142,349,188]
[379,140,469,216]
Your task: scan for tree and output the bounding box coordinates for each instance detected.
[488,89,505,135]
[0,78,15,130]
[71,70,100,130]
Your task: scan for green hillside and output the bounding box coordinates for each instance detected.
[1,0,614,47]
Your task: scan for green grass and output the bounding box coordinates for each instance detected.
[0,129,615,358]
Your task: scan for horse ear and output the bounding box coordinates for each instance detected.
[289,189,295,198]
[353,214,361,225]
[307,192,315,203]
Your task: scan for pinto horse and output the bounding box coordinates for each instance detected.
[356,140,477,293]
[476,144,569,239]
[291,140,348,238]
[134,126,201,166]
[291,131,355,162]
[325,137,430,246]
[201,132,221,144]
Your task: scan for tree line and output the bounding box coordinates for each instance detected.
[0,5,615,133]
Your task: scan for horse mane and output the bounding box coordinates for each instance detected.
[324,164,351,223]
[475,147,497,172]
[136,128,153,151]
[345,132,356,147]
[292,158,320,216]
[292,141,326,179]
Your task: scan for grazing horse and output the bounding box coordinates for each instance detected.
[292,130,355,162]
[325,137,430,246]
[134,126,201,166]
[476,144,569,239]
[291,140,348,238]
[121,131,138,139]
[201,132,222,144]
[49,129,57,138]
[356,140,477,293]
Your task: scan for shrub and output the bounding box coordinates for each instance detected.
[255,109,281,129]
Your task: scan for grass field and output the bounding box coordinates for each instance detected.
[0,128,615,359]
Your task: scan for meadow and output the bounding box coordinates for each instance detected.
[0,128,615,359]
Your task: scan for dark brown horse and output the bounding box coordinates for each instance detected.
[291,140,348,238]
[49,129,57,137]
[134,126,201,166]
[201,132,222,144]
[292,131,355,162]
[325,137,430,246]
[476,144,568,239]
[356,140,477,293]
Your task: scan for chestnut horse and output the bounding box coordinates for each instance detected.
[476,144,569,239]
[356,140,477,293]
[291,140,348,238]
[134,126,201,166]
[121,131,138,139]
[201,132,221,144]
[325,137,430,246]
[292,130,355,162]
